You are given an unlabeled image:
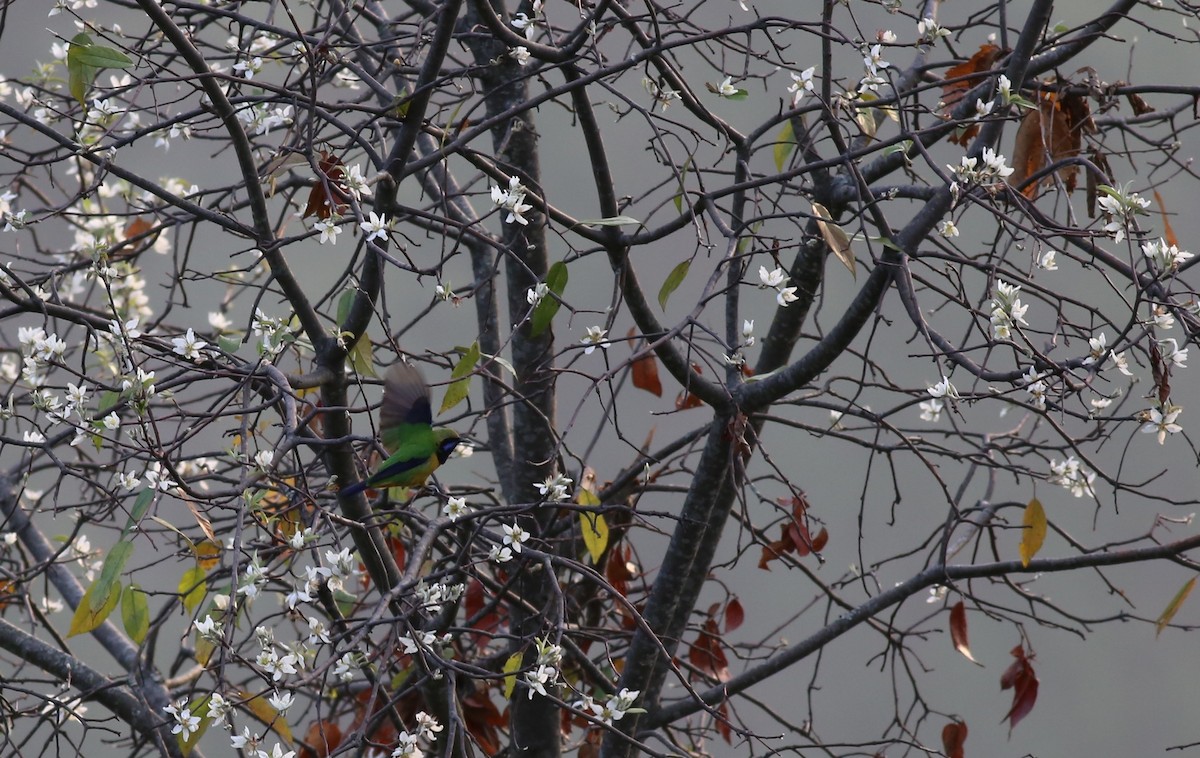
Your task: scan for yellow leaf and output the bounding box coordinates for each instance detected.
[239,689,293,744]
[178,564,207,613]
[1156,576,1197,637]
[68,576,121,637]
[812,202,855,279]
[580,508,609,565]
[502,651,523,700]
[1019,498,1047,567]
[193,540,221,572]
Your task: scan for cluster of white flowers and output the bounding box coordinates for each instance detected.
[1142,404,1183,445]
[235,103,293,136]
[230,725,294,758]
[253,624,306,683]
[788,66,816,106]
[391,711,443,758]
[491,175,534,225]
[415,580,465,614]
[503,522,530,553]
[163,698,200,738]
[251,308,291,358]
[443,495,471,521]
[580,325,608,354]
[1159,338,1188,369]
[1048,456,1096,498]
[919,398,943,422]
[312,216,342,245]
[526,281,549,307]
[927,375,959,400]
[399,629,449,656]
[1142,238,1193,273]
[524,637,564,699]
[573,687,641,726]
[172,327,208,362]
[989,280,1029,340]
[536,472,573,502]
[917,18,952,43]
[642,77,681,111]
[511,0,543,40]
[859,43,890,92]
[1021,366,1050,410]
[1096,183,1150,243]
[758,265,798,306]
[949,148,1014,188]
[232,56,264,80]
[360,211,390,242]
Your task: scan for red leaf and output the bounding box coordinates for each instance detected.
[942,720,968,758]
[724,597,745,633]
[303,151,349,219]
[810,527,829,552]
[1000,644,1039,731]
[787,521,813,556]
[461,685,504,754]
[631,353,663,396]
[687,619,730,682]
[298,719,343,758]
[716,700,733,744]
[123,216,154,241]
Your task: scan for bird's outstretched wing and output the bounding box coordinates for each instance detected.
[379,362,434,454]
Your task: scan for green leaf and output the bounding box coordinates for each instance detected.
[178,564,207,613]
[123,488,154,538]
[575,216,642,227]
[72,45,133,69]
[725,89,750,101]
[121,584,149,644]
[672,156,692,214]
[502,651,523,700]
[98,390,120,414]
[1157,576,1197,637]
[92,540,134,612]
[530,261,568,337]
[774,120,795,172]
[657,260,691,311]
[349,333,377,379]
[69,577,121,637]
[336,289,355,326]
[440,341,480,414]
[65,34,132,106]
[218,335,241,354]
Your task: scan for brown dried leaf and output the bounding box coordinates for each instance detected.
[941,44,1004,144]
[631,354,663,397]
[1152,190,1179,248]
[949,600,981,664]
[942,720,968,758]
[1127,91,1155,116]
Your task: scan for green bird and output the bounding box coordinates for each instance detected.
[341,362,462,497]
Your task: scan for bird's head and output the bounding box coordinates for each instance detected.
[432,426,462,464]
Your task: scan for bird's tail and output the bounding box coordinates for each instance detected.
[340,478,368,497]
